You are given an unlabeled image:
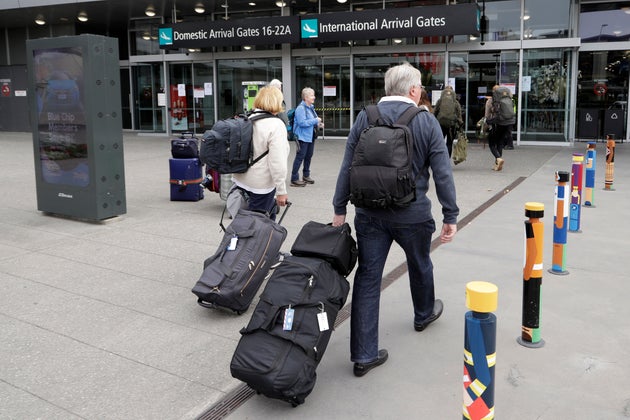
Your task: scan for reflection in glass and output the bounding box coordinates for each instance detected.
[580,4,630,42]
[520,49,572,142]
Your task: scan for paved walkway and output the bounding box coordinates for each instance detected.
[0,131,628,420]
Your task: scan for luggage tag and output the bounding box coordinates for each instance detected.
[283,305,294,331]
[317,303,329,332]
[227,235,238,251]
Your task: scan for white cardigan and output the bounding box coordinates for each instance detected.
[232,112,290,196]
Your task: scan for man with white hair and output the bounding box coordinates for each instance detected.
[268,79,289,128]
[332,62,459,377]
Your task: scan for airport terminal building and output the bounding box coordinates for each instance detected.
[0,0,628,144]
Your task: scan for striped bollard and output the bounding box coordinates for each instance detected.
[463,281,498,420]
[604,135,615,191]
[569,153,584,233]
[549,171,569,276]
[518,202,545,348]
[584,142,596,207]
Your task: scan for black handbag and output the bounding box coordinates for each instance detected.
[290,221,358,276]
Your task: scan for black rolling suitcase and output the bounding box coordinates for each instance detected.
[230,255,351,406]
[171,132,200,158]
[191,206,290,314]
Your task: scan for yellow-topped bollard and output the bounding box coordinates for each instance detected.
[463,281,498,420]
[466,281,498,312]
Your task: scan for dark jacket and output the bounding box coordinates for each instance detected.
[333,97,459,225]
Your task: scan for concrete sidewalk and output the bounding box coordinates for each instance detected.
[0,131,628,420]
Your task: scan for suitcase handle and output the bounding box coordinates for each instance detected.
[179,131,196,138]
[276,201,291,225]
[219,201,291,232]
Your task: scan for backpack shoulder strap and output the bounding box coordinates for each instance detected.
[248,110,283,165]
[395,105,425,126]
[249,110,280,121]
[365,105,382,126]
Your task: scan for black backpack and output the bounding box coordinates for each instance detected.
[349,105,424,209]
[200,111,281,174]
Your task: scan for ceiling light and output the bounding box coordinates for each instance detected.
[393,38,402,44]
[337,0,347,3]
[77,11,88,22]
[248,2,256,5]
[145,6,156,17]
[194,3,205,13]
[35,14,46,25]
[523,10,530,21]
[243,45,252,50]
[142,32,151,40]
[275,1,286,6]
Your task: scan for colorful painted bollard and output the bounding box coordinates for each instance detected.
[605,136,615,191]
[463,281,498,420]
[549,171,570,275]
[519,202,545,348]
[584,142,596,207]
[569,153,584,233]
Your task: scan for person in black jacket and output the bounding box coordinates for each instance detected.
[331,63,459,377]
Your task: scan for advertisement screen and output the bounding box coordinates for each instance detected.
[33,47,88,187]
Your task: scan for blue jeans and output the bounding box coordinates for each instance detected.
[246,188,277,221]
[351,213,436,363]
[291,140,315,182]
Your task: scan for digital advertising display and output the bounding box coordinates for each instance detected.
[33,47,89,188]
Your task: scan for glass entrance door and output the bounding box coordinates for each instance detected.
[168,62,216,134]
[131,63,165,132]
[459,51,519,140]
[577,50,628,141]
[295,56,351,137]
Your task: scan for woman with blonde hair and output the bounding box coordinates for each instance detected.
[231,86,290,219]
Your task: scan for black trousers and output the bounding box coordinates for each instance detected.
[489,124,509,160]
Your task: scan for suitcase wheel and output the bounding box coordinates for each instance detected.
[197,299,217,309]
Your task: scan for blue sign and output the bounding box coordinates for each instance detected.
[301,19,319,38]
[159,28,173,46]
